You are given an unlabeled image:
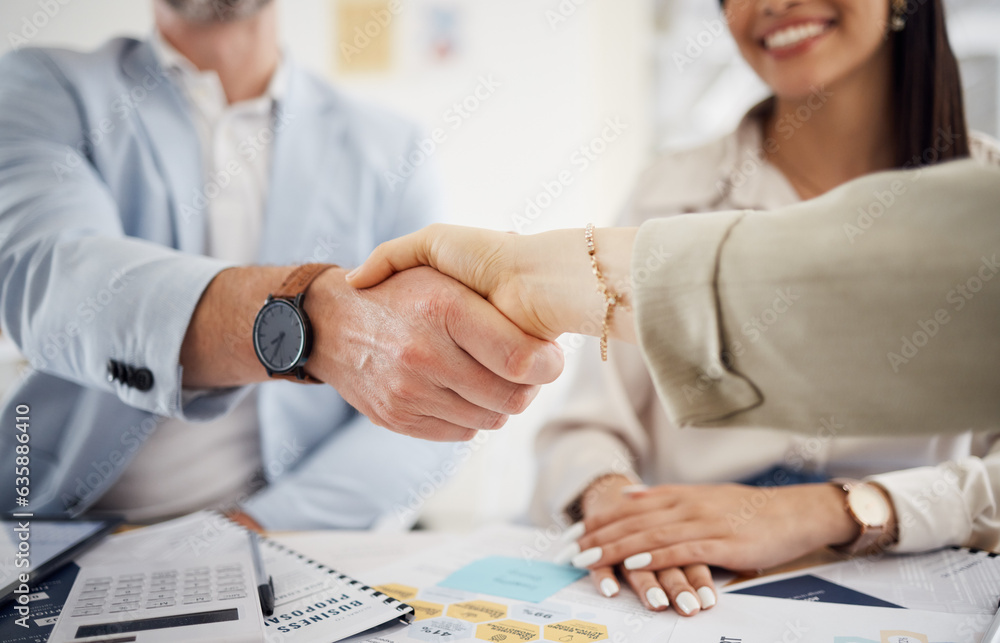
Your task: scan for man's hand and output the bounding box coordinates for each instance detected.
[303,266,564,442]
[180,264,563,442]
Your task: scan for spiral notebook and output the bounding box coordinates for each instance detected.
[259,532,415,642]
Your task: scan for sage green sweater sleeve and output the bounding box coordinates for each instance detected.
[632,159,1000,436]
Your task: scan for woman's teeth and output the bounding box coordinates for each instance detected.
[764,22,830,50]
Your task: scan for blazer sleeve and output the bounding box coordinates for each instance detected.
[632,160,1000,436]
[0,50,233,419]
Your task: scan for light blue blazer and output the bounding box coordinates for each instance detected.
[0,38,453,529]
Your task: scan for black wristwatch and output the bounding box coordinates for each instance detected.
[252,263,336,383]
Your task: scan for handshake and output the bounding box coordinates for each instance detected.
[308,224,641,443]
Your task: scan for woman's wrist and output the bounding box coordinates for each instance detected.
[814,484,862,548]
[518,227,638,342]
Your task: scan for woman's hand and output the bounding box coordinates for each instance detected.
[345,224,638,342]
[561,475,716,616]
[563,483,861,577]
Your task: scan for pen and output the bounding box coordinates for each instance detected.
[983,596,1000,643]
[249,531,275,616]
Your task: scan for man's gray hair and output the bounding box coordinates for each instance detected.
[160,0,274,23]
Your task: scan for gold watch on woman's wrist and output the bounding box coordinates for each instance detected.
[829,478,898,555]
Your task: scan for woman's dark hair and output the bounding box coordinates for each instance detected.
[891,0,970,167]
[719,0,970,168]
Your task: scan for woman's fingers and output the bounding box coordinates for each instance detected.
[683,564,717,611]
[655,567,700,617]
[569,520,714,569]
[621,540,729,572]
[347,224,512,296]
[622,569,670,612]
[589,566,620,598]
[582,487,683,533]
[345,228,433,288]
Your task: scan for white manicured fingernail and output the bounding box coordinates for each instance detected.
[646,587,669,608]
[558,521,586,544]
[571,547,603,568]
[697,586,716,608]
[553,542,580,565]
[620,484,648,495]
[623,552,652,570]
[600,578,619,597]
[675,591,700,615]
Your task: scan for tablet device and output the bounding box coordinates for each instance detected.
[0,517,120,605]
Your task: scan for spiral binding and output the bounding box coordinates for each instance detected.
[218,512,415,624]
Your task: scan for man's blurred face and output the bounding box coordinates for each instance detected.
[161,0,274,22]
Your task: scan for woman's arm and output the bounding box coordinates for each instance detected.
[348,160,1000,436]
[869,435,1000,553]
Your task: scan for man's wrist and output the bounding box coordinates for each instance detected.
[181,265,296,388]
[299,266,350,381]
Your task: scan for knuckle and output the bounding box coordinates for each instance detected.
[484,412,509,431]
[398,342,429,371]
[387,377,415,403]
[655,525,677,546]
[382,404,417,432]
[503,385,534,414]
[504,344,535,381]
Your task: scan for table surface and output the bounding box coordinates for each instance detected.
[266,530,454,577]
[263,528,844,587]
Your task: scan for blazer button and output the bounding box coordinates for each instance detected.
[106,359,124,383]
[130,368,154,392]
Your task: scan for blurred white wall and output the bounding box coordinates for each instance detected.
[0,0,655,529]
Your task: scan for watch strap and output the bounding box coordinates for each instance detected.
[267,263,338,384]
[273,263,337,299]
[830,478,888,555]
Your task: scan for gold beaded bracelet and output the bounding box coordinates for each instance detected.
[585,223,630,361]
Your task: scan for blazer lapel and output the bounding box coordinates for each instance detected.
[259,63,347,265]
[120,40,206,255]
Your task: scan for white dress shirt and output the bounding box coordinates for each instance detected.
[94,33,288,523]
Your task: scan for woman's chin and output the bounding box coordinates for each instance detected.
[768,76,833,103]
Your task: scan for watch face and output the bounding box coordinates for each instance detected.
[253,299,306,374]
[848,484,891,527]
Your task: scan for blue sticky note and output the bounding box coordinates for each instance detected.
[438,556,587,603]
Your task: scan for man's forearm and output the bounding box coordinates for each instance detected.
[180,265,294,388]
